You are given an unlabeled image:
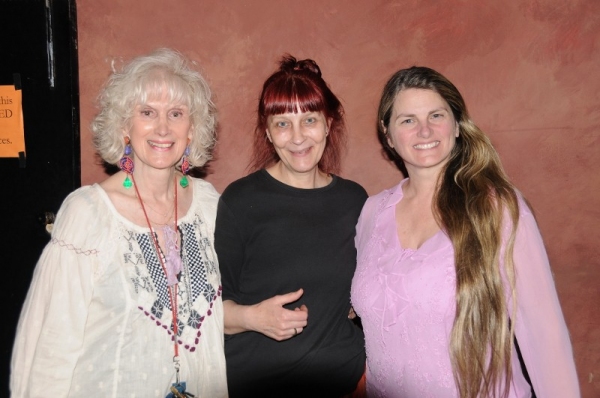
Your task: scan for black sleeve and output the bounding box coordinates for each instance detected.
[214,196,244,303]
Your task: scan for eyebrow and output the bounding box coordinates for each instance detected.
[270,111,320,119]
[394,107,449,120]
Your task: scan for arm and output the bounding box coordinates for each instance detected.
[215,197,308,341]
[351,194,379,321]
[223,291,308,340]
[511,206,580,397]
[10,191,96,397]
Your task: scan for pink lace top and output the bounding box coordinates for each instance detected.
[351,179,580,398]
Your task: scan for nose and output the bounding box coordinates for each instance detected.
[417,121,433,138]
[291,124,306,145]
[156,113,169,136]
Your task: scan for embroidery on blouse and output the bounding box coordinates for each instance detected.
[130,263,153,294]
[50,237,99,256]
[122,214,221,351]
[361,186,458,396]
[357,190,394,267]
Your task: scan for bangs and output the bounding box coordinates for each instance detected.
[131,68,192,108]
[263,78,326,116]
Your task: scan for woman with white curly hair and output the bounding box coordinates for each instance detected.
[11,48,228,398]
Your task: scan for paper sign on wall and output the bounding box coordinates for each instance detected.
[0,85,25,158]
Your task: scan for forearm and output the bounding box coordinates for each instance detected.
[223,290,308,341]
[223,299,255,335]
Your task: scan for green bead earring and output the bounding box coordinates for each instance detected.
[119,137,134,189]
[180,146,190,188]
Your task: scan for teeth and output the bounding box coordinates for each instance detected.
[414,141,439,149]
[149,141,173,149]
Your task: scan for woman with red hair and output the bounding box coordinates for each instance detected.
[215,55,366,397]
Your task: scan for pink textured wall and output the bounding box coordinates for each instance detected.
[77,1,600,395]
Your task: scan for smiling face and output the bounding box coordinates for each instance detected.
[266,109,329,184]
[126,94,192,175]
[385,88,459,176]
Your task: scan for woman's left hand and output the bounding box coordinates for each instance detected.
[348,306,357,320]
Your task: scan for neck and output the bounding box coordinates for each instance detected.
[131,172,179,227]
[128,168,178,201]
[268,162,330,189]
[403,167,441,201]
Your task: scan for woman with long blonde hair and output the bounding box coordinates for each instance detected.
[351,66,579,397]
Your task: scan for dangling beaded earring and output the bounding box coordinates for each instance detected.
[180,146,190,188]
[119,137,134,189]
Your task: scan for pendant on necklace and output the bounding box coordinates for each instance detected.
[163,225,183,286]
[166,381,195,398]
[166,356,195,397]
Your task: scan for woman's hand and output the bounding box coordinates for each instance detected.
[223,289,308,341]
[251,289,308,341]
[348,306,357,320]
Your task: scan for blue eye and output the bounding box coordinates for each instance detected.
[431,112,447,120]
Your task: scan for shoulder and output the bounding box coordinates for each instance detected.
[513,191,542,239]
[191,177,220,218]
[364,182,401,212]
[332,175,368,199]
[515,191,535,219]
[355,182,403,234]
[495,189,542,246]
[56,185,105,219]
[220,170,264,201]
[192,177,220,203]
[51,185,109,242]
[500,190,536,225]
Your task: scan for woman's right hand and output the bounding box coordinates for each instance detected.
[251,288,308,341]
[223,289,308,341]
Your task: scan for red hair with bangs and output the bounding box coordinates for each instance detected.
[250,54,346,174]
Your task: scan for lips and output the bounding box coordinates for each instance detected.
[290,147,312,156]
[413,141,439,149]
[148,141,174,149]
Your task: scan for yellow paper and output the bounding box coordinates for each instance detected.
[0,85,25,157]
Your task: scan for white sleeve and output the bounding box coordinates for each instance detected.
[10,189,98,398]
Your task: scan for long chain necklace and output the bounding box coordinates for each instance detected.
[144,200,176,226]
[131,174,189,397]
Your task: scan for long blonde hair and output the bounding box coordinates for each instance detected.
[378,66,521,398]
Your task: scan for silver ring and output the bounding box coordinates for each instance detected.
[294,328,298,336]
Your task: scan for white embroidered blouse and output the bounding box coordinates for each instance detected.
[11,178,228,398]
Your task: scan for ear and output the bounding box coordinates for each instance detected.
[381,121,393,148]
[188,125,194,141]
[455,122,460,138]
[265,129,273,143]
[326,118,333,136]
[380,120,387,133]
[121,128,131,147]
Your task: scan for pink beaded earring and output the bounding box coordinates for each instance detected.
[119,137,134,188]
[180,146,190,188]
